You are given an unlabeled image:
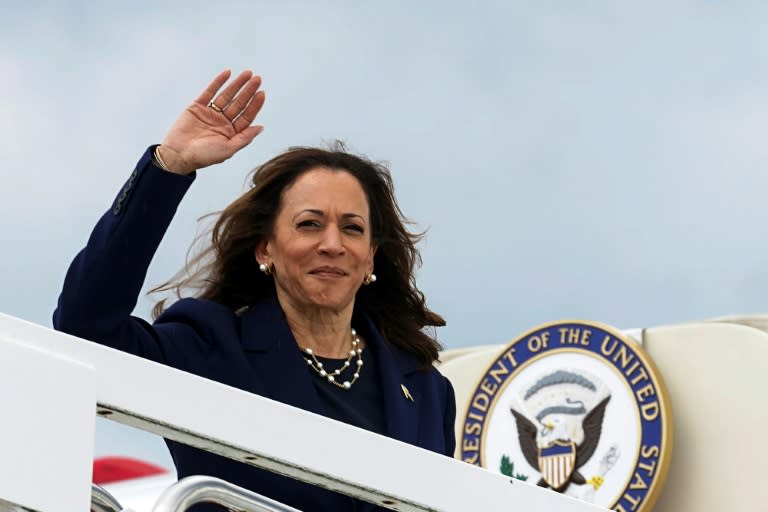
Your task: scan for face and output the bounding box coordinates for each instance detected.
[256,167,377,315]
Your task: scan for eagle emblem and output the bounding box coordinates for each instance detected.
[510,369,611,492]
[459,321,672,511]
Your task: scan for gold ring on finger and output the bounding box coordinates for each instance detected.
[208,101,225,114]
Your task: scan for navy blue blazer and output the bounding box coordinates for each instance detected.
[54,147,456,512]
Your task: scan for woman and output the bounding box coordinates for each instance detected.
[53,70,456,511]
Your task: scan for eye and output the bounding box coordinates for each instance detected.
[344,223,364,234]
[297,219,321,229]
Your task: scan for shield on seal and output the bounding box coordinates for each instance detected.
[538,440,576,490]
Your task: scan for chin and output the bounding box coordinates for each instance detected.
[305,293,355,311]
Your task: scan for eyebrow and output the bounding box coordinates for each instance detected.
[293,209,367,224]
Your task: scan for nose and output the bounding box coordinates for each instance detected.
[318,225,345,255]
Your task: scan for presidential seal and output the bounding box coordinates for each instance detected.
[460,321,672,512]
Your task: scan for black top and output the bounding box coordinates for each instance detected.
[306,346,387,436]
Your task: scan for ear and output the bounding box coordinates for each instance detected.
[255,239,271,265]
[367,244,378,273]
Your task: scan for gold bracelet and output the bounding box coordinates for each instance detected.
[153,146,170,171]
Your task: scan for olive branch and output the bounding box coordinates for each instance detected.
[500,454,528,481]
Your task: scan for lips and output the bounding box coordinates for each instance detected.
[310,266,347,277]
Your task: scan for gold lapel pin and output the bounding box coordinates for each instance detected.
[401,384,414,402]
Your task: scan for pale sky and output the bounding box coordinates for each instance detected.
[3,1,768,468]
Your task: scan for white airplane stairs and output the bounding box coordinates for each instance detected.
[0,312,604,512]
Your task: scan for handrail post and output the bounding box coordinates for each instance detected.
[152,475,302,512]
[91,483,123,512]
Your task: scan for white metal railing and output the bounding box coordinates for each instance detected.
[91,484,124,512]
[0,313,606,512]
[152,476,301,512]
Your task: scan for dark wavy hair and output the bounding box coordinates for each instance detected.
[151,142,445,367]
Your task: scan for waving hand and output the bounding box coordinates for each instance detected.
[157,69,266,175]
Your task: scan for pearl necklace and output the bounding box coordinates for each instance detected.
[302,329,364,390]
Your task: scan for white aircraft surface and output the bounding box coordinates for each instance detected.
[1,312,765,511]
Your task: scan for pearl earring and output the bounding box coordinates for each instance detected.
[259,263,272,276]
[363,273,376,285]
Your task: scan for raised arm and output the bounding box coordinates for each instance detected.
[53,70,265,364]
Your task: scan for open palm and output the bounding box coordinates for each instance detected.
[159,70,266,175]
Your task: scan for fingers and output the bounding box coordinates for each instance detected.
[229,125,265,152]
[232,90,266,133]
[209,70,254,110]
[191,69,265,145]
[193,69,232,106]
[223,75,262,119]
[194,70,264,131]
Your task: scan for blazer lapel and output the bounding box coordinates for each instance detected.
[238,297,423,445]
[239,297,325,416]
[358,313,421,446]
